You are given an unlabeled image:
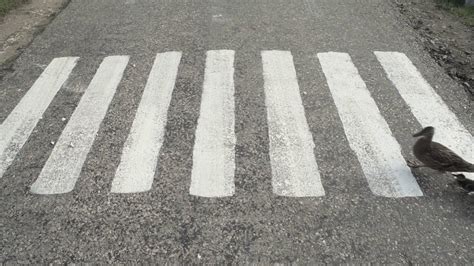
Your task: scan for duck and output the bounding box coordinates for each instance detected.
[452,174,474,195]
[407,126,474,173]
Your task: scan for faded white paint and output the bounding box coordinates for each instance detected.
[190,50,236,197]
[375,51,473,180]
[111,52,181,193]
[30,56,129,194]
[0,57,78,178]
[318,52,423,198]
[262,50,325,197]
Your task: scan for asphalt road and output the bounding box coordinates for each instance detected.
[1,0,473,263]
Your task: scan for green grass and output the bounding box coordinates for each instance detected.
[0,0,28,16]
[435,0,474,26]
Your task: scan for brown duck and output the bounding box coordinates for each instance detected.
[408,126,474,173]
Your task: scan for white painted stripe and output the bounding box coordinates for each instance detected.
[375,51,474,180]
[318,52,423,198]
[111,52,181,193]
[0,57,79,178]
[190,50,236,197]
[262,50,325,197]
[30,56,129,194]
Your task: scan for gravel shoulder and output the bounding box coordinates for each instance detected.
[0,0,69,76]
[393,0,474,100]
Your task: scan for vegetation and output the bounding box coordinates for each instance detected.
[0,0,28,16]
[435,0,474,26]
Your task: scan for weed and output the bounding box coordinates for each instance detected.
[0,0,28,16]
[435,0,474,26]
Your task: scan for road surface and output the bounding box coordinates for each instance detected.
[1,0,473,263]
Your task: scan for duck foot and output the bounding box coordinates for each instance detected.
[406,159,425,168]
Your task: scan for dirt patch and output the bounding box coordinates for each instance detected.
[392,0,474,100]
[0,0,69,68]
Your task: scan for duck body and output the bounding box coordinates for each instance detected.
[412,126,474,173]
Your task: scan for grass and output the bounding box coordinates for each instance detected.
[435,0,474,26]
[0,0,28,16]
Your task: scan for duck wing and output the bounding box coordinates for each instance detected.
[429,142,473,172]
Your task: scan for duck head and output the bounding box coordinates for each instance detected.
[413,126,435,139]
[452,174,466,181]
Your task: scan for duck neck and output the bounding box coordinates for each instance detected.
[424,132,434,142]
[414,135,432,150]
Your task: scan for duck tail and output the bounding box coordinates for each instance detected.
[468,163,474,172]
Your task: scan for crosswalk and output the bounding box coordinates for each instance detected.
[318,52,422,197]
[30,56,129,194]
[111,52,181,194]
[0,57,79,179]
[263,51,325,197]
[1,50,472,197]
[190,50,236,197]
